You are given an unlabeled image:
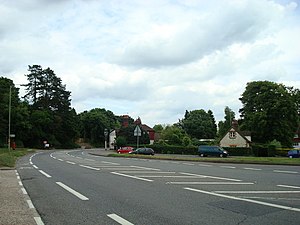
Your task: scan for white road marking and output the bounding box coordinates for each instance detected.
[58,159,64,162]
[167,182,254,185]
[84,158,95,161]
[56,182,89,200]
[17,176,20,180]
[100,161,120,165]
[277,185,300,189]
[34,217,45,225]
[18,181,23,186]
[107,214,134,225]
[27,200,35,209]
[198,164,212,167]
[182,163,195,166]
[180,172,242,182]
[273,170,298,174]
[220,166,236,169]
[39,170,52,178]
[184,187,300,212]
[244,167,262,171]
[139,175,200,178]
[79,165,100,171]
[120,171,176,174]
[33,165,38,169]
[111,172,153,182]
[21,188,28,195]
[215,190,300,194]
[130,166,160,171]
[66,161,76,165]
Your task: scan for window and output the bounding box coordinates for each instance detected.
[229,131,236,139]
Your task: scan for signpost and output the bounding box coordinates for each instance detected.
[134,126,141,148]
[104,129,108,150]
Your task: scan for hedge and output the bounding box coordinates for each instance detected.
[223,147,253,156]
[149,144,198,155]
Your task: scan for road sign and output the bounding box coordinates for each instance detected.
[134,126,141,136]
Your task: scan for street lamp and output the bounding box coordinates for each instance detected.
[104,129,108,151]
[8,85,12,151]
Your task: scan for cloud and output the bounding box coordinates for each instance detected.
[0,0,299,127]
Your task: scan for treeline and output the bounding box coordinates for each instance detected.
[1,65,299,149]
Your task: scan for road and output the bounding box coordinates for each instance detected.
[17,150,300,225]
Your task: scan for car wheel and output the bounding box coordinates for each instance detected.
[220,154,223,158]
[200,153,204,157]
[289,156,293,158]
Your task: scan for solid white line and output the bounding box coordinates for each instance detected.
[66,161,76,165]
[277,185,300,189]
[167,182,254,185]
[79,165,100,171]
[139,175,199,178]
[101,161,120,165]
[184,187,300,212]
[215,190,300,194]
[21,188,28,195]
[111,172,153,182]
[39,170,52,178]
[180,172,242,182]
[33,165,38,169]
[273,170,298,174]
[130,166,160,171]
[56,182,89,200]
[107,214,134,225]
[27,200,35,209]
[34,217,45,225]
[244,167,262,171]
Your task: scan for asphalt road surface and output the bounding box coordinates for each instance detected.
[17,150,300,225]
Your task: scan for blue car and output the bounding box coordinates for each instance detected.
[287,150,300,158]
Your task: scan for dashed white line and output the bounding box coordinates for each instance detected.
[101,161,120,165]
[107,213,134,225]
[56,182,89,200]
[220,166,236,169]
[66,161,76,165]
[111,172,153,182]
[34,217,45,225]
[167,182,254,185]
[79,165,100,171]
[180,172,242,182]
[277,185,300,189]
[215,190,300,194]
[39,170,52,178]
[184,187,300,212]
[130,166,160,171]
[33,165,38,169]
[27,200,35,209]
[58,159,64,162]
[273,170,298,174]
[198,164,212,167]
[244,167,262,171]
[182,163,195,166]
[21,188,28,195]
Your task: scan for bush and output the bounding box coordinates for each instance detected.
[223,147,253,156]
[150,144,198,155]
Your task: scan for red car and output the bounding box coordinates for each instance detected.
[116,146,134,154]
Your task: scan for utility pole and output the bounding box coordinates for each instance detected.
[8,85,11,151]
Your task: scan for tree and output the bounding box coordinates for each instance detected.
[180,109,217,139]
[218,106,235,138]
[239,81,298,147]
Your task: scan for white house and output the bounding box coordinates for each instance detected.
[220,120,251,148]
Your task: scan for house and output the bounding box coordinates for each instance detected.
[220,120,251,148]
[134,117,155,145]
[293,126,300,149]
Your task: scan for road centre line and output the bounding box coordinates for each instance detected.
[111,172,153,182]
[107,214,134,225]
[277,184,300,189]
[184,187,300,212]
[58,159,64,162]
[180,172,242,182]
[215,190,300,194]
[244,167,262,171]
[182,163,195,166]
[56,182,89,200]
[220,166,236,169]
[167,182,254,185]
[273,170,298,174]
[39,170,52,178]
[101,161,120,165]
[79,165,100,171]
[130,166,160,171]
[66,161,76,165]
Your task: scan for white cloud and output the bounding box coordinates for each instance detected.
[1,0,299,127]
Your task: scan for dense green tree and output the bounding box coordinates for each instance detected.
[218,106,235,138]
[180,109,217,139]
[117,124,150,145]
[239,81,298,147]
[78,108,118,146]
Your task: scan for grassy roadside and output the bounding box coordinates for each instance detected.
[108,153,300,166]
[0,148,35,168]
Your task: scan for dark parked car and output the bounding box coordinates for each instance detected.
[287,150,300,158]
[129,147,154,155]
[198,145,228,157]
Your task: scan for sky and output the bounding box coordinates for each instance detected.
[1,0,300,127]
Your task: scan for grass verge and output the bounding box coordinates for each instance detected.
[0,148,35,168]
[108,153,300,165]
